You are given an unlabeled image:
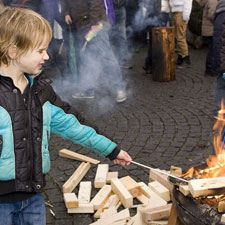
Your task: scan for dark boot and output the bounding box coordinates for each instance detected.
[176,54,183,65]
[177,55,191,68]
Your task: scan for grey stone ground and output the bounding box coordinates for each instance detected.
[45,46,218,225]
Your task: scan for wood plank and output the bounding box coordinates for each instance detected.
[149,169,173,192]
[94,164,109,188]
[63,162,91,193]
[140,203,172,222]
[106,172,118,184]
[63,193,79,209]
[148,181,170,201]
[90,209,130,225]
[67,203,94,213]
[100,206,117,219]
[78,181,92,204]
[59,149,100,164]
[218,200,225,213]
[170,166,182,176]
[90,185,112,210]
[120,176,142,197]
[136,194,149,205]
[188,177,225,197]
[167,204,178,225]
[179,184,190,196]
[221,214,225,222]
[103,194,120,209]
[111,178,133,208]
[138,182,167,208]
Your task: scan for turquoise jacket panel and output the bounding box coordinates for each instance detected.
[0,107,15,180]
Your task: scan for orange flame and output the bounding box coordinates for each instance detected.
[183,100,225,179]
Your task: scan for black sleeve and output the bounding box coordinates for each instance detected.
[106,147,121,160]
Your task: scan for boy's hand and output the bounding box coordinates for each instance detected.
[113,150,132,166]
[65,15,72,24]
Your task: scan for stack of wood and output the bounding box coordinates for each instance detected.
[59,149,185,225]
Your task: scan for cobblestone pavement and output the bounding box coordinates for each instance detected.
[45,46,218,224]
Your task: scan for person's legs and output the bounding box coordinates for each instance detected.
[0,202,14,225]
[215,75,225,115]
[205,36,215,75]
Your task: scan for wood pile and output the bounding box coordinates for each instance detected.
[59,149,184,225]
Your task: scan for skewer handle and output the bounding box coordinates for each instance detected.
[131,160,188,183]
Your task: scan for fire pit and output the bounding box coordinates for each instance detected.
[169,163,225,225]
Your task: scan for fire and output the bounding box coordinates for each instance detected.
[182,100,225,179]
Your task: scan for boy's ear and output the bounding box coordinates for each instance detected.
[8,45,18,60]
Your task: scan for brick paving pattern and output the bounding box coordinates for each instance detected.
[45,47,217,224]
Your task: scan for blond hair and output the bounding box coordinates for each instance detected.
[0,7,52,66]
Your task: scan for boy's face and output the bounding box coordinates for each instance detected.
[16,42,49,75]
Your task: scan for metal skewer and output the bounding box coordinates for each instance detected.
[131,160,189,183]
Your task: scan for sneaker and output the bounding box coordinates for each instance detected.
[72,92,94,99]
[176,54,183,65]
[116,90,127,103]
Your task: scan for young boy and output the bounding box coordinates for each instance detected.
[0,7,132,225]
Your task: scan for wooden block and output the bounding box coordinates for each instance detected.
[63,193,79,209]
[106,172,118,184]
[110,220,127,225]
[221,214,225,223]
[218,200,225,213]
[94,164,109,188]
[67,203,94,213]
[168,204,178,225]
[59,149,100,164]
[148,181,170,202]
[149,169,173,192]
[100,206,117,219]
[170,166,182,176]
[136,194,149,205]
[78,181,92,204]
[179,185,190,196]
[120,176,143,197]
[148,221,168,225]
[90,209,130,225]
[188,177,225,198]
[138,182,167,208]
[63,162,91,193]
[140,203,172,222]
[90,185,112,210]
[111,178,133,208]
[103,194,120,209]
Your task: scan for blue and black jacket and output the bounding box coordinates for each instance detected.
[0,71,119,195]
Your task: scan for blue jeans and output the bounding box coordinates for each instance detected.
[0,193,46,225]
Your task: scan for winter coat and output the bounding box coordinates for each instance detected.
[161,0,170,13]
[3,0,41,12]
[215,0,225,18]
[103,0,115,24]
[0,71,117,195]
[199,0,218,36]
[61,0,107,31]
[169,0,193,21]
[113,0,126,8]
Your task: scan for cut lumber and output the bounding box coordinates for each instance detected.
[111,178,133,208]
[78,181,92,204]
[94,164,109,188]
[140,203,172,222]
[63,162,91,193]
[136,194,149,205]
[90,209,130,225]
[221,214,225,223]
[106,172,118,184]
[90,185,112,210]
[67,203,94,213]
[149,169,173,192]
[120,176,142,197]
[148,221,168,225]
[110,220,127,225]
[100,206,117,219]
[218,200,225,213]
[170,166,182,176]
[179,184,190,196]
[59,149,100,164]
[188,177,225,198]
[148,181,170,201]
[167,204,178,225]
[138,182,167,208]
[103,194,120,209]
[63,193,79,209]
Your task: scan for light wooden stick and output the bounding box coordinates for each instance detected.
[131,161,188,183]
